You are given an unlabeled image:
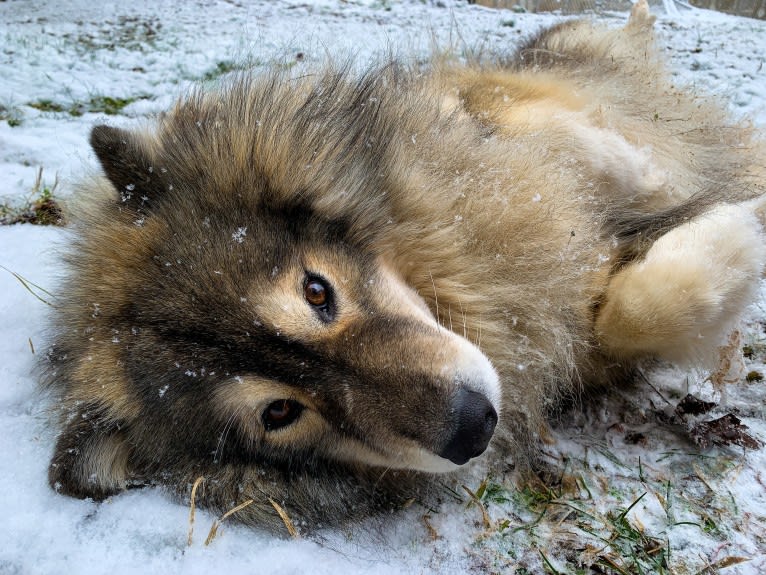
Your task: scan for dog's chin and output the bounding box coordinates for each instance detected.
[401,449,465,474]
[370,450,465,474]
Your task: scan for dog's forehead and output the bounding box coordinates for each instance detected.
[153,72,402,248]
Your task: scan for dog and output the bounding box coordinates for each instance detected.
[44,0,766,532]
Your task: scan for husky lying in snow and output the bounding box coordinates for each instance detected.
[45,1,765,532]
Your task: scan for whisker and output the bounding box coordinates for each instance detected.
[477,315,483,351]
[214,408,241,463]
[428,270,439,326]
[373,465,393,492]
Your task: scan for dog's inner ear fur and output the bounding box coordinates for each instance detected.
[90,124,166,213]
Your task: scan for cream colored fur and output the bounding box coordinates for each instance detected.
[596,204,766,364]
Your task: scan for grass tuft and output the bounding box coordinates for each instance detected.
[1,167,63,226]
[0,102,23,126]
[28,99,66,113]
[26,95,150,118]
[201,60,246,81]
[745,370,763,382]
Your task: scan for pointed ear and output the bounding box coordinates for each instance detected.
[90,124,166,213]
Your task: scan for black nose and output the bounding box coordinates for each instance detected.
[438,388,498,465]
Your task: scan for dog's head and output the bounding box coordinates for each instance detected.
[59,72,500,501]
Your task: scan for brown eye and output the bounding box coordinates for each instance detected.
[262,399,304,431]
[304,280,327,307]
[303,276,335,322]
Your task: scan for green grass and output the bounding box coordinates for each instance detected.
[27,94,149,117]
[0,103,23,127]
[78,95,143,115]
[746,370,763,382]
[67,15,163,53]
[201,60,245,81]
[27,99,67,113]
[452,431,760,575]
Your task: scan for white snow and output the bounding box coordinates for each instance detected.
[2,1,766,573]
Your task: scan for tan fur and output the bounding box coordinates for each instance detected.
[71,346,143,422]
[44,1,766,531]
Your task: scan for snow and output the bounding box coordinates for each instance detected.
[1,1,766,573]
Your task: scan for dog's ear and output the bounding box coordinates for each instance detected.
[90,124,167,214]
[48,402,135,501]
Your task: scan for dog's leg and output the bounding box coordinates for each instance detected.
[595,204,765,364]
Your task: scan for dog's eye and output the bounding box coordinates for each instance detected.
[262,399,304,431]
[304,280,327,307]
[303,276,335,321]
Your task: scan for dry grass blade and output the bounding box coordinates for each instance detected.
[268,497,300,539]
[597,554,631,575]
[462,484,491,529]
[712,556,750,569]
[694,555,750,574]
[204,499,254,546]
[0,264,55,307]
[422,514,440,540]
[187,476,205,546]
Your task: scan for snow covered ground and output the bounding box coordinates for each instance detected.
[1,1,765,573]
